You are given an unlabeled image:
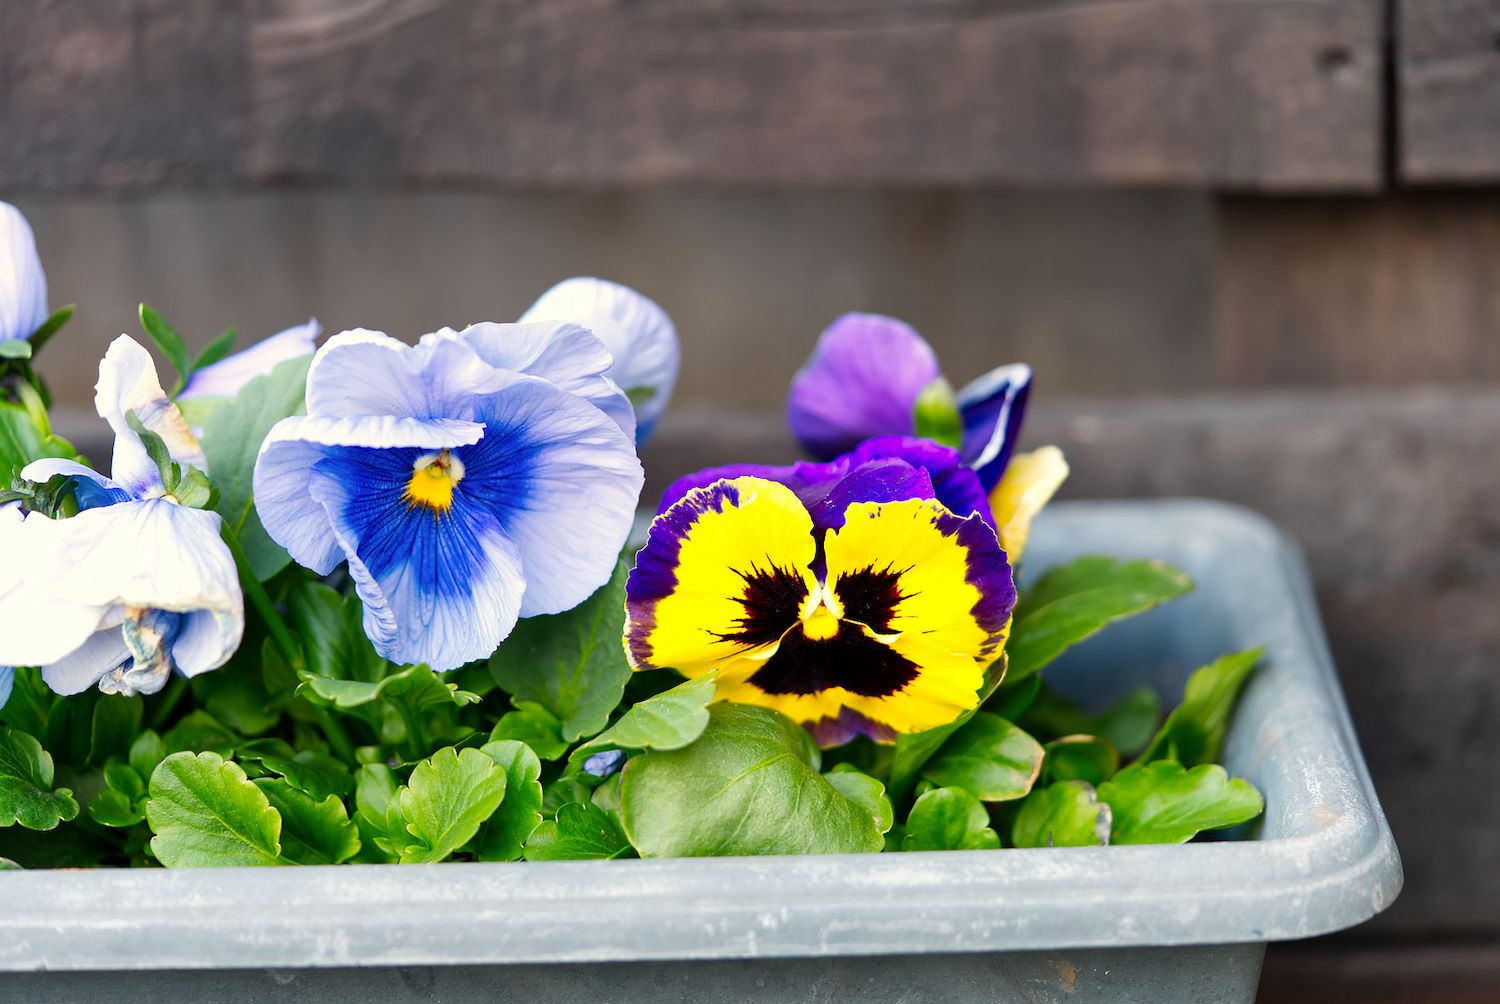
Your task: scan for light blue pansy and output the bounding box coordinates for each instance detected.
[0,666,12,711]
[0,201,48,344]
[0,336,243,697]
[253,323,645,672]
[178,318,321,400]
[520,278,679,444]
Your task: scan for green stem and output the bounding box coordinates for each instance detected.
[220,522,301,669]
[313,707,358,764]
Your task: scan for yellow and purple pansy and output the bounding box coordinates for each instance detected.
[626,470,1016,747]
[787,312,1031,491]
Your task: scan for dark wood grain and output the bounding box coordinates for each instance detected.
[1,0,1383,192]
[1399,0,1500,183]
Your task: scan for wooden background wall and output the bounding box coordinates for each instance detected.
[8,1,1500,998]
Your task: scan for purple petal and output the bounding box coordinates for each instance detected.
[786,314,941,460]
[844,436,995,530]
[807,706,897,747]
[805,458,934,535]
[956,363,1032,491]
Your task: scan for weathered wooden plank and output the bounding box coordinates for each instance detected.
[1399,0,1500,182]
[639,390,1500,937]
[1,0,1383,192]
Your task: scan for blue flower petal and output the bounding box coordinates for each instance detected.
[955,363,1032,491]
[40,625,130,696]
[0,666,12,711]
[179,318,320,400]
[0,202,48,344]
[305,330,512,422]
[787,313,941,460]
[19,458,131,511]
[519,278,678,444]
[94,336,206,496]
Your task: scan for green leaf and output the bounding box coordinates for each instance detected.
[251,751,354,801]
[163,710,237,755]
[0,856,20,870]
[889,712,975,806]
[200,354,312,580]
[1011,780,1112,847]
[523,800,633,861]
[192,327,237,371]
[0,728,79,830]
[1006,557,1193,681]
[468,741,544,861]
[1091,686,1161,756]
[1042,735,1119,786]
[490,701,569,760]
[88,788,146,828]
[0,340,30,360]
[26,305,74,355]
[300,663,479,711]
[490,560,632,742]
[0,400,73,476]
[353,763,400,862]
[395,747,507,864]
[146,752,283,867]
[912,377,963,451]
[902,787,1000,851]
[823,765,894,835]
[139,304,192,395]
[566,674,715,772]
[619,703,884,858]
[288,582,385,682]
[89,695,143,765]
[1141,648,1263,767]
[920,713,1044,802]
[104,761,146,801]
[989,674,1042,722]
[541,775,593,817]
[256,778,360,865]
[1098,761,1264,845]
[129,730,167,781]
[193,662,279,735]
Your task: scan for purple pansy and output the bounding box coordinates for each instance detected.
[786,312,1031,491]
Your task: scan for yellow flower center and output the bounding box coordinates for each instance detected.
[798,582,844,640]
[404,449,465,514]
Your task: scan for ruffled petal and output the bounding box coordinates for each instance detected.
[840,630,989,735]
[0,201,48,344]
[305,329,512,422]
[805,458,934,535]
[627,477,818,677]
[171,607,244,678]
[956,363,1032,491]
[787,313,941,460]
[40,624,130,696]
[989,445,1069,562]
[254,414,486,576]
[460,376,644,617]
[824,498,1015,662]
[95,335,206,495]
[306,448,527,670]
[845,436,995,529]
[178,318,320,400]
[519,278,679,443]
[18,458,132,510]
[451,320,636,440]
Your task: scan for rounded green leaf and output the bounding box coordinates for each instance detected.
[0,727,80,831]
[566,674,716,772]
[824,766,894,835]
[920,713,1044,802]
[1098,761,1264,845]
[620,704,883,858]
[469,741,545,862]
[523,801,632,861]
[1011,780,1112,848]
[146,752,283,867]
[902,787,1000,851]
[1141,647,1263,766]
[395,747,507,864]
[1042,735,1119,786]
[256,778,360,865]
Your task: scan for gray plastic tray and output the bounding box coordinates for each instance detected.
[0,499,1401,1002]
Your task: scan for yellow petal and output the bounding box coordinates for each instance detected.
[989,446,1069,561]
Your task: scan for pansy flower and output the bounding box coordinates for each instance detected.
[178,319,321,401]
[254,322,644,672]
[0,336,243,697]
[0,666,11,711]
[520,278,679,445]
[626,474,1016,746]
[0,201,48,345]
[787,313,1031,490]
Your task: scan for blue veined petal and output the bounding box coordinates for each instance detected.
[170,607,243,678]
[94,335,207,496]
[307,445,527,670]
[518,278,678,444]
[460,376,643,617]
[955,363,1032,491]
[786,313,941,460]
[0,201,48,344]
[178,318,321,400]
[42,623,130,696]
[254,413,486,575]
[0,666,11,710]
[19,458,132,510]
[304,329,512,422]
[449,320,636,441]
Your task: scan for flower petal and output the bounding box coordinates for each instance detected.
[845,436,995,529]
[0,508,114,667]
[254,414,486,576]
[462,376,644,617]
[840,630,989,735]
[0,666,11,710]
[171,608,245,679]
[0,202,48,344]
[40,624,130,696]
[451,320,636,440]
[956,363,1032,491]
[519,278,679,443]
[95,335,206,495]
[787,313,941,460]
[824,498,1015,661]
[989,445,1069,562]
[306,447,527,670]
[18,458,132,510]
[304,329,511,422]
[179,318,321,400]
[627,477,818,677]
